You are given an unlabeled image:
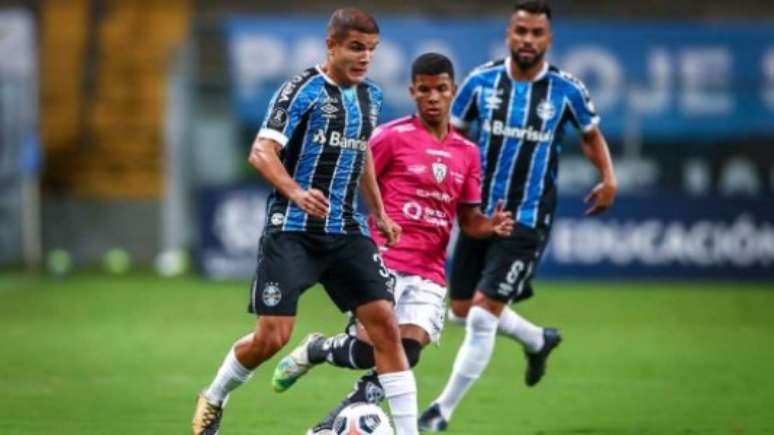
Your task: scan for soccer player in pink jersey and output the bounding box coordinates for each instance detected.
[271,53,515,434]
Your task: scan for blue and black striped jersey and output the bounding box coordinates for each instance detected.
[257,66,383,235]
[451,58,600,229]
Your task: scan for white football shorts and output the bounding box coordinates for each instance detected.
[392,271,447,344]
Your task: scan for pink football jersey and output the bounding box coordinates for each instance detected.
[368,116,481,285]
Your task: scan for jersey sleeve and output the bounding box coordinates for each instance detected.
[369,84,385,127]
[565,77,601,133]
[450,73,480,130]
[257,73,318,147]
[368,125,394,177]
[459,146,482,205]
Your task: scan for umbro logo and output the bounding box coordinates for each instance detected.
[483,88,504,111]
[320,103,339,118]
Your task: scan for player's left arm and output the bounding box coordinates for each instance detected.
[580,127,617,215]
[360,146,401,245]
[457,201,514,239]
[456,145,513,238]
[566,75,617,215]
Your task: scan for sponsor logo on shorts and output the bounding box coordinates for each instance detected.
[270,213,284,226]
[262,282,282,307]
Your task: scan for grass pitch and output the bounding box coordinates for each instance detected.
[1,272,773,434]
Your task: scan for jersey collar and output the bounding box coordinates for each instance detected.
[412,115,453,144]
[505,57,549,82]
[316,64,356,89]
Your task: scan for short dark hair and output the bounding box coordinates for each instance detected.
[514,0,552,20]
[411,53,455,82]
[327,8,379,42]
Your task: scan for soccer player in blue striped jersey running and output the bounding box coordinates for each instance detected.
[419,1,617,431]
[192,9,420,435]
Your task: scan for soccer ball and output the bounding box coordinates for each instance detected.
[332,402,394,435]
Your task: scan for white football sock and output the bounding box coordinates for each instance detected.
[204,334,255,406]
[379,370,418,435]
[435,306,498,420]
[498,307,544,353]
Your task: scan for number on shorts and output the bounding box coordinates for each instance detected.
[505,260,525,285]
[372,253,391,279]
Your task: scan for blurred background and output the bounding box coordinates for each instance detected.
[1,2,773,435]
[0,0,772,280]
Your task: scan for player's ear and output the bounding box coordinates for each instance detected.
[505,13,516,38]
[451,83,458,97]
[409,82,417,99]
[326,35,336,52]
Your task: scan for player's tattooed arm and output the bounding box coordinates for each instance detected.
[457,201,514,239]
[360,147,401,245]
[248,137,329,218]
[580,127,617,216]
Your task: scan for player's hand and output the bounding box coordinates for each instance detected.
[290,187,329,219]
[584,181,616,215]
[375,214,401,246]
[491,200,515,237]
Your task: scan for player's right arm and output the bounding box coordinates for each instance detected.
[360,127,400,245]
[450,72,480,133]
[248,72,329,219]
[248,138,328,219]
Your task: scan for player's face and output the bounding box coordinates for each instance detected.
[327,31,380,86]
[507,11,552,70]
[410,73,456,126]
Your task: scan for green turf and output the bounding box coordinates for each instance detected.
[1,272,773,434]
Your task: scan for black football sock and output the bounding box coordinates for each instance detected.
[319,333,375,369]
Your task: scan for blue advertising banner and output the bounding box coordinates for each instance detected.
[197,184,267,280]
[198,185,774,280]
[226,16,774,142]
[541,194,774,279]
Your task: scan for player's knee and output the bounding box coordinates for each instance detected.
[250,332,286,357]
[401,338,423,368]
[361,306,401,345]
[367,320,402,350]
[472,291,505,317]
[466,306,499,335]
[450,300,471,318]
[252,322,292,357]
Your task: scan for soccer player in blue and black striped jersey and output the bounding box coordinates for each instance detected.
[419,1,617,431]
[192,9,419,435]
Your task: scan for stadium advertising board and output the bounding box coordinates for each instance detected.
[227,17,774,142]
[541,194,774,279]
[197,185,268,280]
[198,186,774,279]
